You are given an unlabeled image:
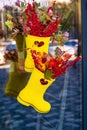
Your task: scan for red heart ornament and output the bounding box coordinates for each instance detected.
[34,41,44,47]
[37,41,44,47]
[40,78,48,85]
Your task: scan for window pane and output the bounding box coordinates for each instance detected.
[0,0,82,130]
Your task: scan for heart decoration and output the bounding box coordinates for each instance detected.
[40,78,48,85]
[34,41,44,47]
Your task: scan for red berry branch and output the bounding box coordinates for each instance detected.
[23,1,62,37]
[31,49,81,84]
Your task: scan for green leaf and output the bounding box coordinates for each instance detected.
[5,20,13,29]
[6,13,13,19]
[44,69,52,80]
[20,2,25,8]
[35,2,40,8]
[39,15,45,22]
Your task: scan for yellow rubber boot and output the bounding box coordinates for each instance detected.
[17,68,55,113]
[15,34,26,72]
[4,34,30,98]
[4,62,29,98]
[25,35,50,72]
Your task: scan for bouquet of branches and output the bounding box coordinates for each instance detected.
[30,48,81,85]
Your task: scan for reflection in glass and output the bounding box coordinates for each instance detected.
[0,0,82,130]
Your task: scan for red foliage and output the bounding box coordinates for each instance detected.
[23,2,62,36]
[31,50,81,80]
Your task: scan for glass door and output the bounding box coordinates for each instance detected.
[0,0,82,130]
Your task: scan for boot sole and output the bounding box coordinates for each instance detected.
[24,67,34,72]
[5,89,18,98]
[17,96,50,113]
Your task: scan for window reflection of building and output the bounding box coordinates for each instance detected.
[40,0,48,7]
[75,0,81,40]
[0,10,4,39]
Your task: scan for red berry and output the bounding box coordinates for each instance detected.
[48,59,56,68]
[42,57,47,63]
